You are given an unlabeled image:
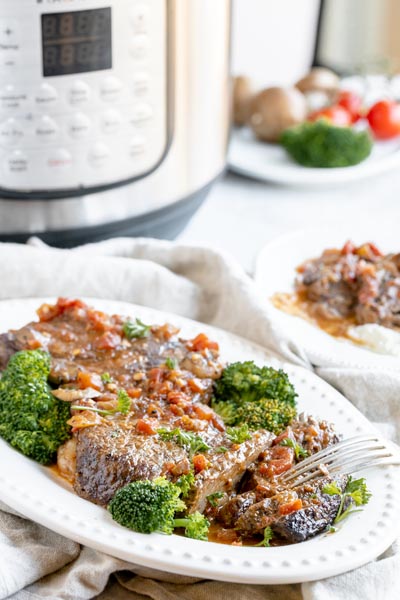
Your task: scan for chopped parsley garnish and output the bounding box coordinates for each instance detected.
[157,427,211,456]
[216,446,228,453]
[207,491,224,507]
[71,389,131,417]
[280,437,309,459]
[226,424,251,444]
[322,476,371,525]
[123,318,151,340]
[165,357,178,370]
[101,372,112,384]
[176,471,195,497]
[255,526,274,547]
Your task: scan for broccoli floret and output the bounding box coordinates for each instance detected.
[280,121,372,168]
[236,398,297,435]
[0,350,71,464]
[211,361,297,435]
[108,477,209,540]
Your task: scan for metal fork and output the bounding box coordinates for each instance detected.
[280,434,400,487]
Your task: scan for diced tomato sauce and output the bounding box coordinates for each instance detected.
[93,331,121,350]
[188,333,219,352]
[77,371,102,391]
[126,387,142,399]
[278,498,303,515]
[37,298,87,322]
[193,454,209,473]
[136,418,157,435]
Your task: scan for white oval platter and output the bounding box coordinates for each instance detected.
[0,297,398,585]
[255,227,400,370]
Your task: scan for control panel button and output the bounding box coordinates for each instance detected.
[133,72,150,96]
[128,103,153,126]
[68,81,91,106]
[68,113,91,139]
[129,135,146,156]
[130,34,150,59]
[89,142,110,168]
[130,5,150,33]
[4,150,28,175]
[47,148,72,170]
[100,77,123,103]
[34,84,58,109]
[0,19,19,46]
[101,109,122,134]
[35,116,58,143]
[0,118,24,147]
[0,85,28,111]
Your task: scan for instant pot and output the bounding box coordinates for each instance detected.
[0,0,231,245]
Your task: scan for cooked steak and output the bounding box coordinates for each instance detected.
[74,424,190,505]
[186,430,274,514]
[296,241,400,330]
[271,475,348,543]
[233,475,348,542]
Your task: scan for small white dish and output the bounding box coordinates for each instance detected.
[228,127,400,187]
[0,298,399,584]
[255,228,400,369]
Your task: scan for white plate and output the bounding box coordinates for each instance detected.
[255,228,400,369]
[0,298,399,585]
[228,127,400,186]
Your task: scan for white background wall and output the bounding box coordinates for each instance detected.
[232,0,320,87]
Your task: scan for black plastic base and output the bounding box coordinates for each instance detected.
[0,180,215,247]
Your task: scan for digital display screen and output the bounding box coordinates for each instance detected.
[41,8,112,77]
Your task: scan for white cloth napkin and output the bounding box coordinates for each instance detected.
[0,238,399,600]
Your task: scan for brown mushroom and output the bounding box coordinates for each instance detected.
[248,87,307,143]
[233,75,254,126]
[295,67,339,95]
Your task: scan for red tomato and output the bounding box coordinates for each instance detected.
[367,100,400,139]
[308,105,352,127]
[337,90,362,122]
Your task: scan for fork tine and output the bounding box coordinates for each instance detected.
[281,435,380,483]
[290,455,400,487]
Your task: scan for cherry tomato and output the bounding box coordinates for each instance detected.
[308,105,352,127]
[337,90,362,122]
[367,100,400,139]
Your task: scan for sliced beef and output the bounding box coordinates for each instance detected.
[0,333,22,371]
[74,423,190,505]
[296,242,400,330]
[233,475,348,543]
[271,475,348,543]
[186,430,274,514]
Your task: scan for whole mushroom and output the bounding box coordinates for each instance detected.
[248,87,307,143]
[295,67,340,95]
[233,75,254,126]
[295,67,340,111]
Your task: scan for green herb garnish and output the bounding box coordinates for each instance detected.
[165,357,178,370]
[71,389,131,416]
[157,427,211,456]
[226,424,251,444]
[280,437,309,459]
[216,446,228,453]
[255,526,274,547]
[123,318,150,340]
[322,476,371,524]
[101,372,112,384]
[207,491,224,507]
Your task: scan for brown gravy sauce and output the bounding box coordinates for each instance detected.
[272,291,359,341]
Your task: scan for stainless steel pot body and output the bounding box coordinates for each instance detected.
[0,0,231,241]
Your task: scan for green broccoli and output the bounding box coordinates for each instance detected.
[108,477,209,540]
[280,120,372,168]
[211,361,297,435]
[0,349,71,464]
